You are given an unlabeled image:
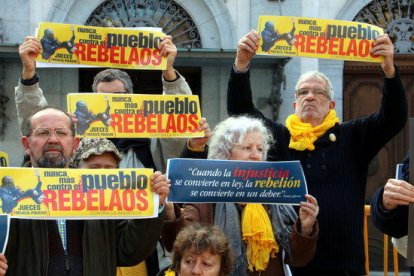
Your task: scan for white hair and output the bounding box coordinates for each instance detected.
[208,116,274,160]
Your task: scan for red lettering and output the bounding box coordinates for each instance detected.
[75,43,86,61]
[338,38,347,56]
[98,44,109,62]
[58,190,71,211]
[151,49,162,65]
[136,190,148,211]
[72,190,85,211]
[128,48,139,65]
[140,48,152,65]
[108,190,122,210]
[86,190,99,210]
[294,35,306,52]
[109,46,120,63]
[111,114,123,132]
[86,44,97,62]
[316,36,328,54]
[134,114,146,132]
[146,114,157,133]
[176,114,187,133]
[328,38,339,55]
[122,190,135,211]
[42,190,57,210]
[165,114,177,132]
[358,40,370,57]
[187,114,200,132]
[124,114,134,133]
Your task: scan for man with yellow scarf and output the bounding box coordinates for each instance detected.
[227,30,407,276]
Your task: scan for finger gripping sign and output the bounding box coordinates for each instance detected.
[257,16,384,63]
[67,93,204,138]
[167,159,308,205]
[36,22,167,70]
[0,167,159,219]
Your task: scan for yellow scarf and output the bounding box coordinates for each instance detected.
[285,109,339,151]
[164,268,175,276]
[241,204,278,272]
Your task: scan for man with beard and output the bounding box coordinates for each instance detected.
[3,106,169,276]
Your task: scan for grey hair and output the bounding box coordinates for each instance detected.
[295,71,334,100]
[92,69,133,94]
[208,116,274,160]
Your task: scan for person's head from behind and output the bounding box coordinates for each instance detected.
[21,107,79,168]
[293,71,336,127]
[208,116,273,162]
[172,224,233,276]
[1,176,15,189]
[70,138,122,169]
[92,69,133,94]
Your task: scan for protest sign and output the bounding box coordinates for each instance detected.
[0,167,158,219]
[36,22,167,70]
[167,159,307,205]
[257,16,384,62]
[0,152,8,167]
[67,93,203,138]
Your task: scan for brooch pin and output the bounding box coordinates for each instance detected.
[329,133,336,142]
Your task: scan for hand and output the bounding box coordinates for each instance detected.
[150,171,170,205]
[371,34,395,77]
[19,36,42,80]
[181,204,201,225]
[235,30,260,71]
[0,254,7,275]
[382,179,414,210]
[160,35,177,81]
[188,117,211,151]
[299,194,318,236]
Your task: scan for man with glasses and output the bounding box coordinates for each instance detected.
[3,106,169,276]
[15,35,191,275]
[226,31,407,275]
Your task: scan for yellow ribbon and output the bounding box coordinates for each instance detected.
[242,204,278,272]
[285,109,339,151]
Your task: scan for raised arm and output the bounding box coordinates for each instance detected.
[15,36,48,131]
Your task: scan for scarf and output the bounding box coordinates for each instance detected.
[241,204,278,272]
[285,109,339,151]
[214,203,297,275]
[164,268,175,276]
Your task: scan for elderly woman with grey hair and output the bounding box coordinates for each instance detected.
[176,116,319,276]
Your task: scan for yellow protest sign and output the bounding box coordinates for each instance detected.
[36,22,167,70]
[257,16,384,62]
[0,152,8,167]
[0,167,158,219]
[67,93,203,138]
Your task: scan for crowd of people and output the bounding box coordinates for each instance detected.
[0,20,409,276]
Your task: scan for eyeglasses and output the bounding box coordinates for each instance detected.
[30,128,72,139]
[296,88,330,99]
